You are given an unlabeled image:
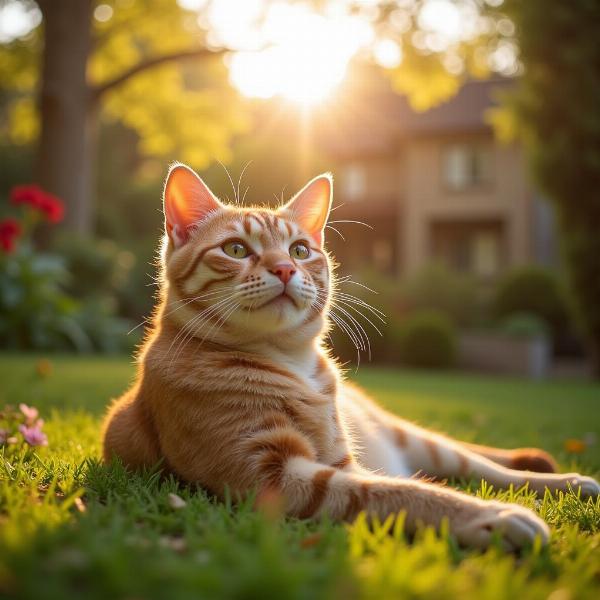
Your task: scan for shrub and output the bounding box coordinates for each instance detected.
[394,310,457,368]
[400,262,479,326]
[499,311,550,339]
[493,266,568,338]
[0,185,133,352]
[52,234,136,301]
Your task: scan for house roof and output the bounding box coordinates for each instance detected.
[316,71,514,158]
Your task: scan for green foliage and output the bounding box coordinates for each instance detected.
[0,202,136,353]
[1,355,600,599]
[1,0,248,168]
[328,265,477,367]
[497,1,600,374]
[379,2,505,111]
[0,241,135,354]
[401,262,480,327]
[499,312,549,339]
[395,310,457,369]
[0,241,89,351]
[493,266,568,339]
[53,234,136,302]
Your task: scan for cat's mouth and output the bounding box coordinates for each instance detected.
[258,290,298,310]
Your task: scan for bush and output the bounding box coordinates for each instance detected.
[493,266,568,338]
[52,234,136,301]
[499,311,550,339]
[0,185,134,353]
[0,244,91,351]
[400,263,479,326]
[394,310,457,368]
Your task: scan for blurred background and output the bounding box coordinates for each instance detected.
[1,0,599,380]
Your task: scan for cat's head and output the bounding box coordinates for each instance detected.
[159,163,333,347]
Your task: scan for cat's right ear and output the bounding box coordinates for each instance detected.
[163,163,223,247]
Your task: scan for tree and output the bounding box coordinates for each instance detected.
[492,1,600,376]
[1,0,247,233]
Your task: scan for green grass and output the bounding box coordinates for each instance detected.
[1,354,599,600]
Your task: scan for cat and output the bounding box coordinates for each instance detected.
[103,163,600,551]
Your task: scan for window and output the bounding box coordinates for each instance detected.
[341,163,366,200]
[442,144,491,190]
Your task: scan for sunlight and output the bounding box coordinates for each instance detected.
[0,1,41,43]
[211,2,373,106]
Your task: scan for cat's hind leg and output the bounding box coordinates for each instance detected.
[102,390,161,470]
[461,441,558,473]
[340,382,599,497]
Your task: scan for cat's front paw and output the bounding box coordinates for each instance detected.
[561,473,600,498]
[453,501,549,552]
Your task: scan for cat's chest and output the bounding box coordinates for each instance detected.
[278,357,341,461]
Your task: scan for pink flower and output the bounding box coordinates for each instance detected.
[19,423,48,447]
[19,403,39,425]
[0,428,9,444]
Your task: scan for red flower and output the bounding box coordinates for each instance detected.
[0,218,22,253]
[37,192,64,223]
[10,184,65,224]
[10,184,45,208]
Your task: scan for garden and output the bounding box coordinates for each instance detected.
[2,1,600,599]
[1,355,599,599]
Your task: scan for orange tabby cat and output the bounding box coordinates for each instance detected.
[103,163,599,551]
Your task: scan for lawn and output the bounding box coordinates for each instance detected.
[1,354,599,599]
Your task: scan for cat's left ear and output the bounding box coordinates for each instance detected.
[280,173,332,246]
[163,163,223,248]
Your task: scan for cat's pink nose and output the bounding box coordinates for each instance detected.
[270,262,296,284]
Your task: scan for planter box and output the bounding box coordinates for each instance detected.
[458,332,551,379]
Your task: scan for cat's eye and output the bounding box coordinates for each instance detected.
[222,241,249,259]
[290,242,310,260]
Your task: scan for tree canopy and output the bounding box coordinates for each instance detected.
[1,0,248,168]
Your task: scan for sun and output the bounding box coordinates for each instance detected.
[215,3,373,106]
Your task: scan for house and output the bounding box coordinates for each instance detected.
[317,73,557,279]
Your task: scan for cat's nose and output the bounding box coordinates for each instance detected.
[269,262,296,284]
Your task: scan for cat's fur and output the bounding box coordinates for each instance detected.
[103,164,599,551]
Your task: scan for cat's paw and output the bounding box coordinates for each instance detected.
[453,501,549,552]
[561,473,600,498]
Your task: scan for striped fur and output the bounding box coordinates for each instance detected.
[103,166,599,552]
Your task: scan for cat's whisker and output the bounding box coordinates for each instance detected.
[313,296,364,353]
[169,287,235,306]
[331,293,387,324]
[337,278,378,294]
[199,300,240,346]
[169,298,239,368]
[332,298,384,337]
[327,219,374,230]
[167,294,238,365]
[218,160,239,204]
[325,225,345,242]
[317,284,386,324]
[236,161,252,207]
[313,290,375,358]
[331,303,372,359]
[336,292,387,320]
[133,287,234,337]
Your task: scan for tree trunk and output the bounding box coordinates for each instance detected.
[36,0,94,234]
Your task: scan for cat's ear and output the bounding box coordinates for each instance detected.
[163,163,223,247]
[280,173,332,246]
